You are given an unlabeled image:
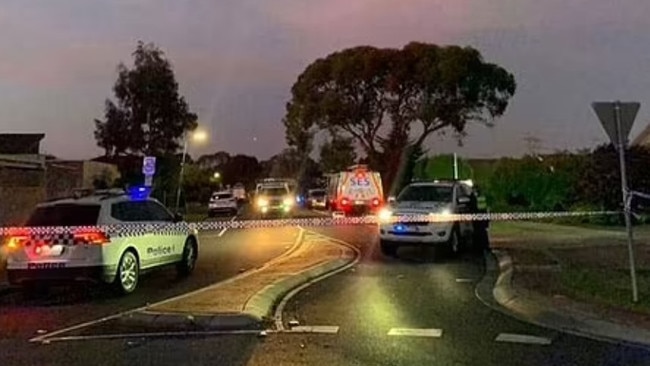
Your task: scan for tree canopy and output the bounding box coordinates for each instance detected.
[284,42,516,191]
[319,135,357,173]
[94,41,198,157]
[577,144,650,211]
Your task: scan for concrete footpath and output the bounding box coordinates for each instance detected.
[119,229,357,331]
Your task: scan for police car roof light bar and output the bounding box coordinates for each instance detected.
[128,186,152,201]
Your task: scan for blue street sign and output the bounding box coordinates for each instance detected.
[142,156,156,176]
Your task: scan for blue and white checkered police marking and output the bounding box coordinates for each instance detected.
[0,210,617,237]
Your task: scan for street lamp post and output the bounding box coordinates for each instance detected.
[175,129,208,213]
[175,134,189,213]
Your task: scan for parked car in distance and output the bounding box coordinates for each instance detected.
[208,191,239,217]
[307,189,327,210]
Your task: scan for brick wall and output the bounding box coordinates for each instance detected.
[81,161,120,188]
[0,163,46,226]
[0,159,120,226]
[45,161,83,199]
[0,186,46,225]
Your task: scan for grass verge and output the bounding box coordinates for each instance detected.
[559,267,650,314]
[489,221,631,249]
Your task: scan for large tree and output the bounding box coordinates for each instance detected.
[94,41,198,157]
[284,42,516,193]
[319,135,357,173]
[197,151,231,170]
[218,154,261,189]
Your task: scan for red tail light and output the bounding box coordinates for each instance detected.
[341,198,350,206]
[74,230,109,245]
[372,198,380,206]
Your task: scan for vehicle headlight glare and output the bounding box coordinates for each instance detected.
[283,197,294,206]
[257,198,268,207]
[379,208,393,222]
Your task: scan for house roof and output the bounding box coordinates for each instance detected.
[0,133,45,154]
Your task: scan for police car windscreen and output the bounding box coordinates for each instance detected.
[213,193,233,200]
[25,204,101,226]
[398,186,453,202]
[261,187,287,196]
[309,190,325,197]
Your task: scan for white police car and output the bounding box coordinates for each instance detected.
[377,180,478,257]
[4,188,199,295]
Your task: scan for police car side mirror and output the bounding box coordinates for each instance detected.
[173,213,184,222]
[457,196,471,205]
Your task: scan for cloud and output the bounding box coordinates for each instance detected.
[0,0,649,159]
[0,42,131,89]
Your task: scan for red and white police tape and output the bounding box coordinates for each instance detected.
[0,210,618,237]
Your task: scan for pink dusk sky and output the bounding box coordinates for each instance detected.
[0,0,649,159]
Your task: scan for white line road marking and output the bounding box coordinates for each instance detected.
[495,333,552,345]
[455,278,474,283]
[29,306,148,343]
[217,216,237,237]
[289,326,339,334]
[38,329,266,343]
[387,328,443,338]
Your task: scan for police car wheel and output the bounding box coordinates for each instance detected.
[472,227,489,251]
[177,238,198,276]
[379,240,398,257]
[114,250,139,294]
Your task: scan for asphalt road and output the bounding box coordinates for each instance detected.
[0,219,301,363]
[5,212,650,365]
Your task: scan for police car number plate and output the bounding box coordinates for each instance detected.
[35,245,64,257]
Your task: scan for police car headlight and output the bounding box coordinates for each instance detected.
[429,208,452,223]
[283,197,294,206]
[378,208,393,222]
[257,198,268,207]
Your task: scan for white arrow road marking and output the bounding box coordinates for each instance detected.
[289,326,339,334]
[387,328,443,337]
[217,216,237,237]
[495,333,552,345]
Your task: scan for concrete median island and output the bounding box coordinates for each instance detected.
[120,230,357,330]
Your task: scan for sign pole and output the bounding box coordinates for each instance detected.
[175,133,188,213]
[615,101,639,303]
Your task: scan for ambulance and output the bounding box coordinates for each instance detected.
[326,165,384,216]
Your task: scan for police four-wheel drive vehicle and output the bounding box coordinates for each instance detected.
[377,180,488,257]
[3,188,199,295]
